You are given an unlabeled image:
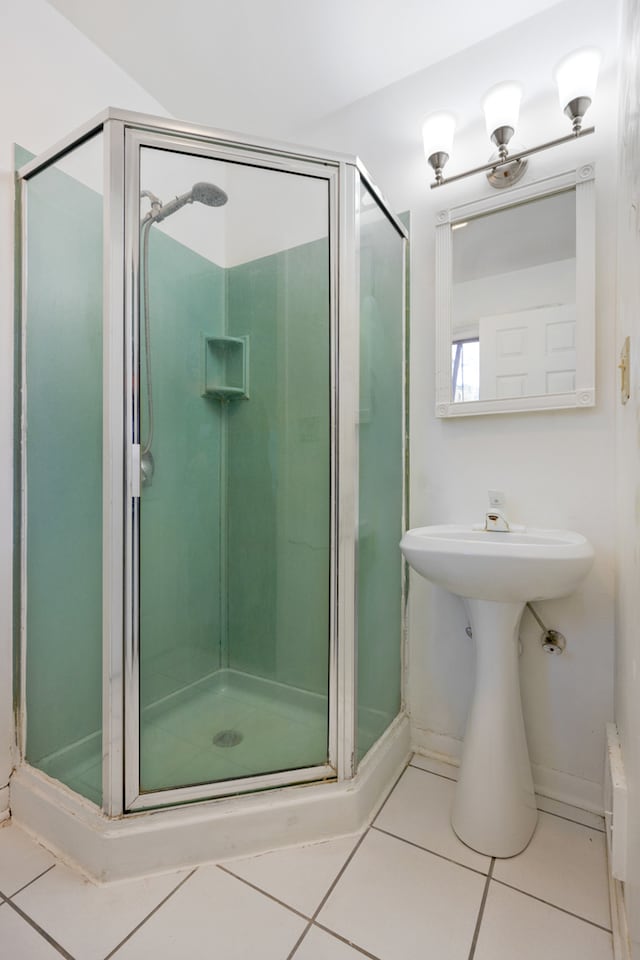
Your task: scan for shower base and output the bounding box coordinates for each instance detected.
[11,711,409,882]
[36,661,390,807]
[37,667,334,805]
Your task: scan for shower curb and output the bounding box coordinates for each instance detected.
[9,715,410,883]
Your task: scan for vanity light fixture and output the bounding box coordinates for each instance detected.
[423,47,601,189]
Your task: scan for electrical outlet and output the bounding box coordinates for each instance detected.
[488,489,505,508]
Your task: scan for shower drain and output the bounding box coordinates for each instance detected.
[212,729,243,748]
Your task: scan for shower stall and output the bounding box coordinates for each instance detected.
[13,110,408,876]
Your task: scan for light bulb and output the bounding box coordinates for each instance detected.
[422,112,456,159]
[555,48,601,112]
[482,83,523,140]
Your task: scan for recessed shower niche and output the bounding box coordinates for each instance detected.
[201,335,250,400]
[13,110,409,879]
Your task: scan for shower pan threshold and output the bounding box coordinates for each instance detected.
[9,713,410,883]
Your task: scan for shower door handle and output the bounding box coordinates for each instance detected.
[131,444,141,498]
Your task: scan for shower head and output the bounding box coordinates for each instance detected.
[191,182,228,207]
[149,181,228,224]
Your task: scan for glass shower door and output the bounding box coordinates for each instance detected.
[128,137,334,804]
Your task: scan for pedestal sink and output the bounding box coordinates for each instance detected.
[400,524,593,857]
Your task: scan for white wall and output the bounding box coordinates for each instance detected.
[614,0,640,953]
[0,0,171,820]
[300,0,619,810]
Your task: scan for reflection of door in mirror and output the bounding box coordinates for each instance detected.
[479,304,576,400]
[451,189,576,402]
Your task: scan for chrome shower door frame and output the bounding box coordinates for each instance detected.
[117,121,346,813]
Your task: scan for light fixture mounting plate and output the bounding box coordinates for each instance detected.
[486,155,528,189]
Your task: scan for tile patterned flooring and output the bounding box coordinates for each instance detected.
[0,758,613,959]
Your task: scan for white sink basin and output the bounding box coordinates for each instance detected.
[400,524,594,602]
[400,522,594,857]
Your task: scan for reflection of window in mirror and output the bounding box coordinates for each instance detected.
[451,338,479,402]
[451,189,576,402]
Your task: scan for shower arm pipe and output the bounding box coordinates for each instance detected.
[141,218,154,456]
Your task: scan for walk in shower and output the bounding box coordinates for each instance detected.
[15,110,407,854]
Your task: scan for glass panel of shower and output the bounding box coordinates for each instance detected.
[131,141,332,797]
[356,187,406,763]
[22,134,104,804]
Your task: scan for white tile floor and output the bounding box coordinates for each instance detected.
[0,758,613,960]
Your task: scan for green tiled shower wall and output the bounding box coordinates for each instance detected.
[226,240,330,694]
[138,229,226,706]
[141,236,331,703]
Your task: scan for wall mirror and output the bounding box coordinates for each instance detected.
[435,164,595,417]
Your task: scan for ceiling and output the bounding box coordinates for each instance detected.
[46,0,565,139]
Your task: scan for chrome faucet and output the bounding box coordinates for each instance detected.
[485,510,510,532]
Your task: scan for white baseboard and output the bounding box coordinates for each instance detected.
[411,726,604,818]
[607,853,631,960]
[604,722,631,959]
[11,715,411,883]
[531,762,604,815]
[411,729,463,766]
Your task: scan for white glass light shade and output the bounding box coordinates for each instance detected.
[555,48,601,109]
[482,83,523,137]
[422,113,456,158]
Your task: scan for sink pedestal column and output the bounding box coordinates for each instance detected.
[451,598,538,857]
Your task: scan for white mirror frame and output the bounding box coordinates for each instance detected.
[435,163,596,417]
